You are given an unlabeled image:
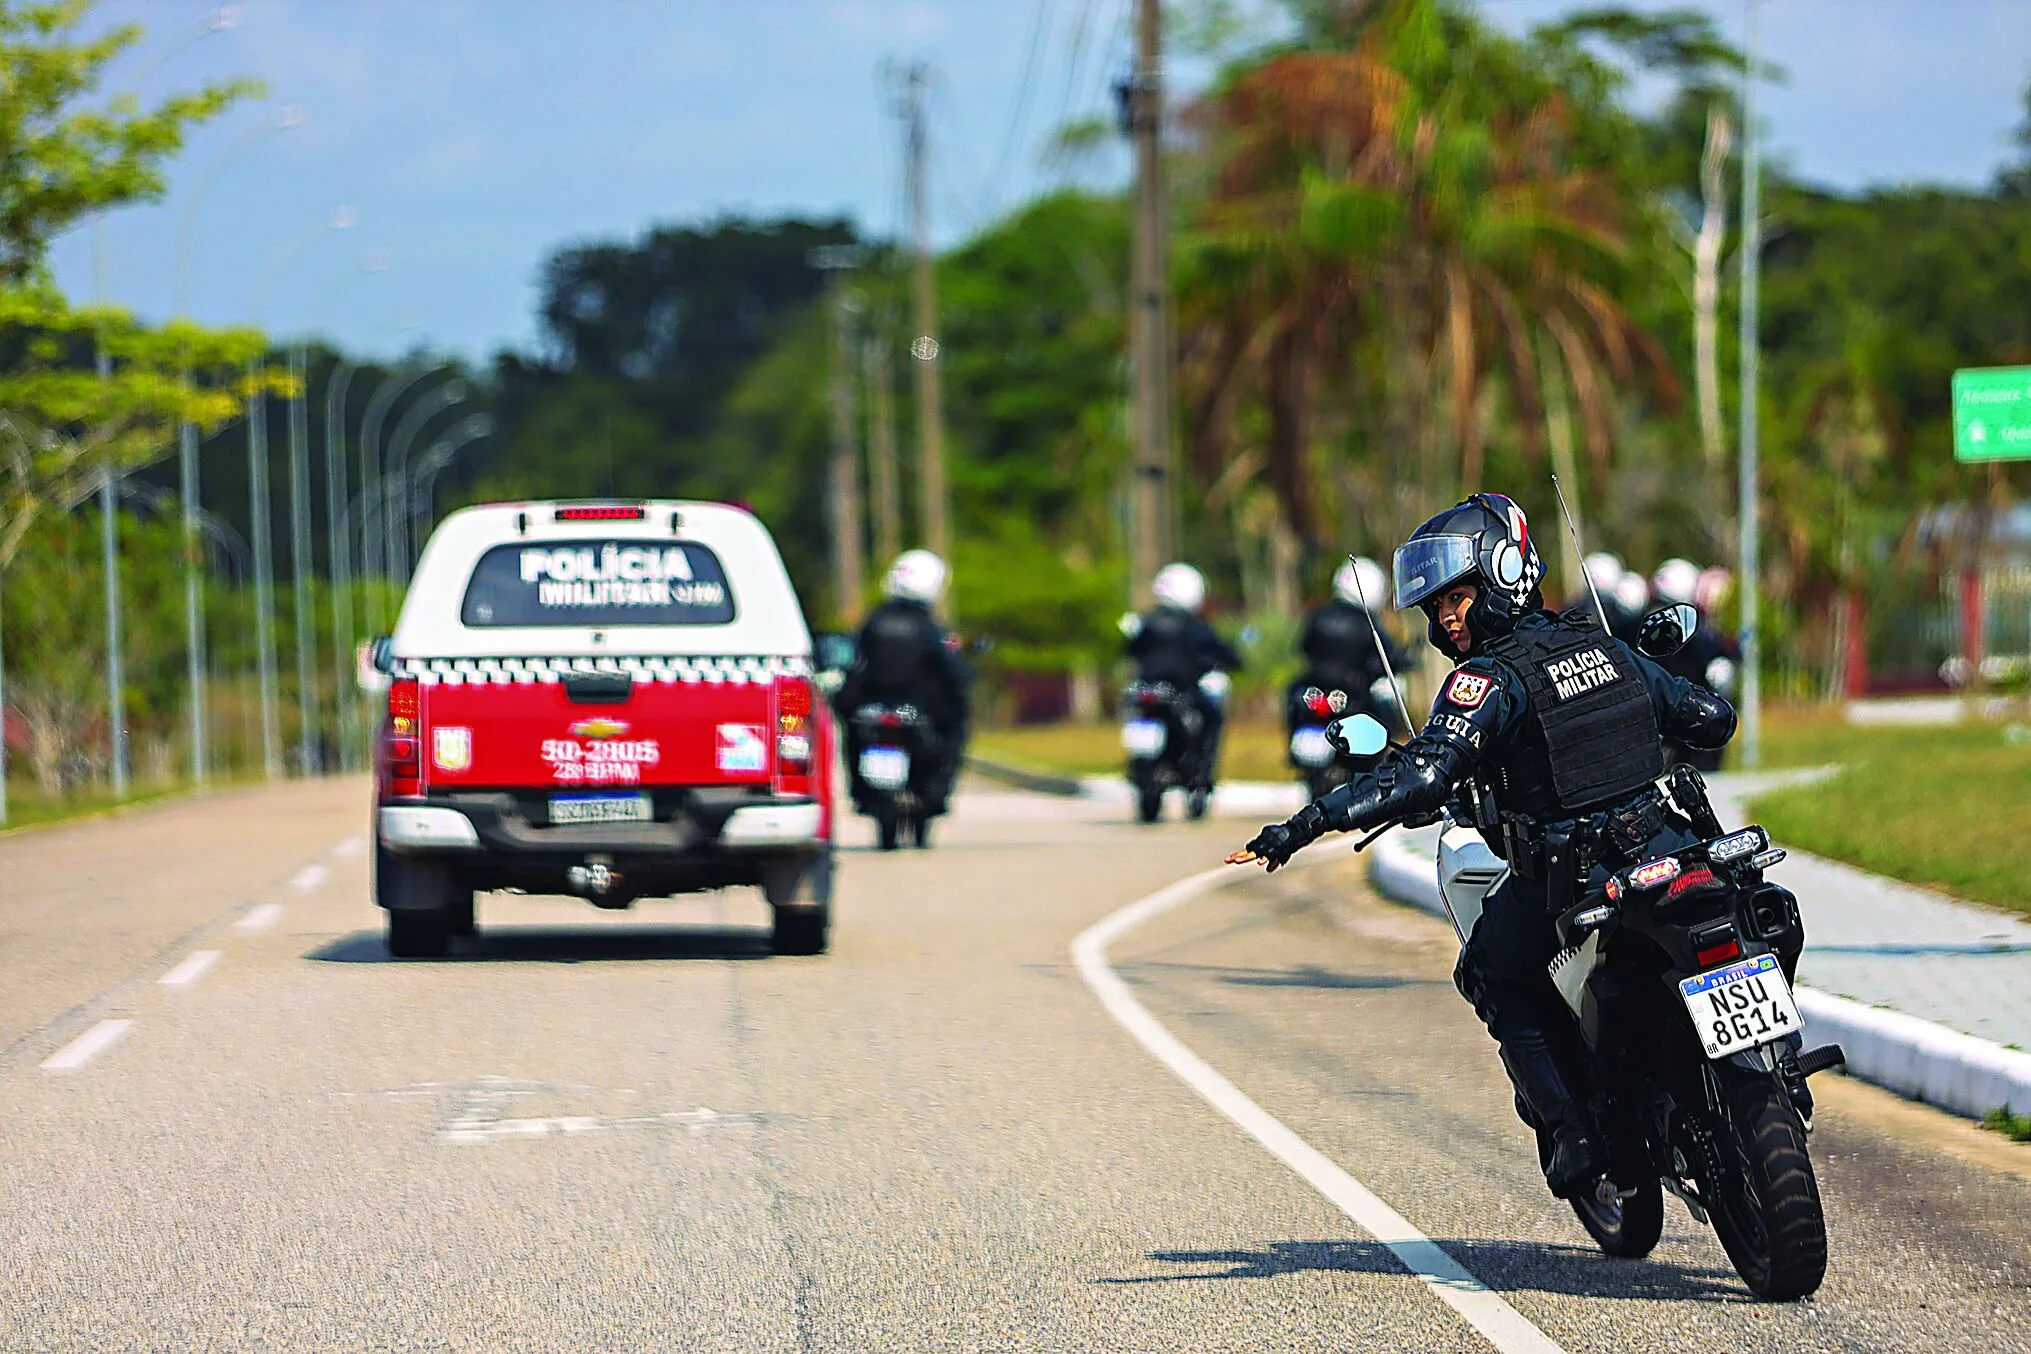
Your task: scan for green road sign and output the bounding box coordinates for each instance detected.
[1952,365,2031,462]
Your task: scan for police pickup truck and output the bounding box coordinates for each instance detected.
[371,500,834,957]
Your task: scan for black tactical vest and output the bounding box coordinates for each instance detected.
[1478,619,1664,821]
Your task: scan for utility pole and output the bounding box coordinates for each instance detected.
[180,419,206,784]
[95,345,128,799]
[324,360,357,772]
[1123,0,1174,606]
[864,327,902,568]
[895,63,950,586]
[1737,0,1762,769]
[812,246,868,624]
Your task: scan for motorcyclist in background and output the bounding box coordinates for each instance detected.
[1571,551,1643,646]
[1123,563,1243,793]
[1650,557,1739,773]
[1228,494,1744,1200]
[1290,556,1414,740]
[837,549,972,816]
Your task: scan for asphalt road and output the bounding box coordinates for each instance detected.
[2,777,2028,1351]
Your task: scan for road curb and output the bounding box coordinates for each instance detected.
[1366,827,2031,1120]
[962,754,1084,798]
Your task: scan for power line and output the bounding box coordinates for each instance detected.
[980,0,1058,219]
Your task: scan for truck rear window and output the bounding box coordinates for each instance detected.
[460,539,736,627]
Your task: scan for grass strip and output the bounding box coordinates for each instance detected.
[1982,1108,2031,1143]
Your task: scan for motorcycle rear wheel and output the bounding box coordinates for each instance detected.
[875,806,902,851]
[1707,1069,1828,1300]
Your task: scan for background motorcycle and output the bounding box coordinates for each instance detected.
[851,702,940,850]
[1120,677,1217,824]
[1285,679,1393,800]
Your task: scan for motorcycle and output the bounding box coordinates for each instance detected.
[1286,680,1395,800]
[851,702,941,851]
[1120,678,1215,824]
[1347,606,1844,1300]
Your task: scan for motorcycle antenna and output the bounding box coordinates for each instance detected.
[1550,473,1612,634]
[1346,553,1416,734]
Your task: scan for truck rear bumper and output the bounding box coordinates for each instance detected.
[377,793,824,858]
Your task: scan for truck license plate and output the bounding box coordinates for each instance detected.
[1678,953,1801,1059]
[550,793,651,825]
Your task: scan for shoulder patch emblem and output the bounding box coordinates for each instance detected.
[1443,670,1493,709]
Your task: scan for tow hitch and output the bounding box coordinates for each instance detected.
[566,859,626,904]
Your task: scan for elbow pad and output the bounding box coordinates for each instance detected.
[1319,736,1471,833]
[1668,684,1737,750]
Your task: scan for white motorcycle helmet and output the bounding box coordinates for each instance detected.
[1333,556,1390,610]
[1651,557,1700,606]
[1151,562,1207,614]
[883,549,948,606]
[1613,572,1649,615]
[1583,551,1625,595]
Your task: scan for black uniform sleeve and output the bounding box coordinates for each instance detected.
[1195,620,1243,673]
[1241,660,1521,866]
[1619,639,1736,750]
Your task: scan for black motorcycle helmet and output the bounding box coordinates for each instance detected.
[1392,493,1545,656]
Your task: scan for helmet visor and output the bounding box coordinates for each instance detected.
[1392,535,1478,610]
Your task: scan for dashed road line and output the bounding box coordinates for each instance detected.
[40,1019,136,1072]
[289,863,329,892]
[236,902,284,933]
[1073,865,1570,1354]
[158,950,220,987]
[332,835,366,859]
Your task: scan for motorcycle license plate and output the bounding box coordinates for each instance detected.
[1289,726,1334,767]
[859,745,911,791]
[1122,719,1167,757]
[1678,953,1801,1059]
[550,793,651,825]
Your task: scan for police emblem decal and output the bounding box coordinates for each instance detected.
[432,725,473,772]
[1442,670,1493,709]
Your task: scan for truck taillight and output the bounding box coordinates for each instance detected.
[775,677,814,767]
[381,678,423,797]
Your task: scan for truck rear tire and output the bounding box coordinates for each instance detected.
[387,907,450,959]
[766,852,832,956]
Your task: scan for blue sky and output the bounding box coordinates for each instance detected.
[43,0,2031,366]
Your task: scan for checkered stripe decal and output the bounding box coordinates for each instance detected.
[388,654,811,686]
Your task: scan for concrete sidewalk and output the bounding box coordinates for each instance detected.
[1368,771,2031,1120]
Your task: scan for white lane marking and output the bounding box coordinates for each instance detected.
[332,835,366,859]
[289,863,329,892]
[1073,867,1570,1354]
[158,950,221,987]
[236,902,284,933]
[40,1019,136,1072]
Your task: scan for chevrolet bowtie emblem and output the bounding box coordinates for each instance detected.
[568,717,630,739]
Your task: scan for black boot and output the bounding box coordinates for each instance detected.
[1500,1036,1604,1200]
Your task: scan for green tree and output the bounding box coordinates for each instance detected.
[0,0,255,283]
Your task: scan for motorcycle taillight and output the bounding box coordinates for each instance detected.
[1139,691,1163,709]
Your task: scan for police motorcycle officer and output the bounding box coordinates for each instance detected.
[1227,494,1743,1200]
[1122,563,1243,798]
[1650,557,1740,774]
[836,549,972,822]
[1292,557,1413,732]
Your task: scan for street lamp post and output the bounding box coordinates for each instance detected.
[173,103,302,783]
[357,362,446,631]
[90,5,239,798]
[1738,0,1764,769]
[386,383,466,584]
[409,416,492,552]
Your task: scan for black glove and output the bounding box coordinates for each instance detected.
[1243,802,1327,871]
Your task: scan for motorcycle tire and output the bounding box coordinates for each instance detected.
[876,806,902,852]
[1185,787,1209,821]
[1135,780,1163,825]
[1707,1068,1828,1300]
[909,814,933,849]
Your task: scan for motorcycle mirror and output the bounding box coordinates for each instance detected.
[1326,712,1389,757]
[370,634,395,675]
[1636,604,1699,659]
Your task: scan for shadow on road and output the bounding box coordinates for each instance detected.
[306,926,774,964]
[1117,960,1436,992]
[1103,1239,1746,1302]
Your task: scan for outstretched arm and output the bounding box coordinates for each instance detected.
[1228,661,1515,870]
